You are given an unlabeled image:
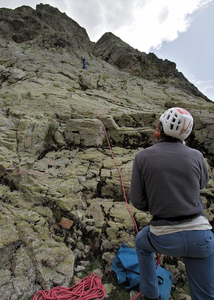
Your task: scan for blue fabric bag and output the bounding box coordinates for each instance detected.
[111,243,172,300]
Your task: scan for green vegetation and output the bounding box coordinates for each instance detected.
[102,136,107,144]
[44,123,58,145]
[76,256,130,299]
[164,99,180,108]
[66,87,75,92]
[53,83,60,87]
[171,281,190,299]
[103,75,110,81]
[108,284,130,299]
[21,46,30,53]
[25,92,32,99]
[158,78,167,84]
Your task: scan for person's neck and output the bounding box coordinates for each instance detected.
[159,136,181,143]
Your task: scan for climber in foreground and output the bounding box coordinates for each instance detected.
[128,107,214,300]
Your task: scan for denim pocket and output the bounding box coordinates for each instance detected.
[193,233,214,258]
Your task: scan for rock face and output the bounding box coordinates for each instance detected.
[94,32,211,101]
[0,4,214,300]
[0,4,91,51]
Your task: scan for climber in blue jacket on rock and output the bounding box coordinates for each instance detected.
[81,56,87,69]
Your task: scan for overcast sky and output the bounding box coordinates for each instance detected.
[1,0,214,101]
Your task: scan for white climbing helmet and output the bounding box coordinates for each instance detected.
[160,107,193,140]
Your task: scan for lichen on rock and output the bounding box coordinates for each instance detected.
[0,4,213,299]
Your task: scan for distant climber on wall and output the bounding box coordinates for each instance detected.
[81,56,87,69]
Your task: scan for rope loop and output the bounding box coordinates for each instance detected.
[33,273,105,300]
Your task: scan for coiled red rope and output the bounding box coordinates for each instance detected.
[33,273,105,300]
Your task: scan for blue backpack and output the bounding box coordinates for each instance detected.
[111,243,172,300]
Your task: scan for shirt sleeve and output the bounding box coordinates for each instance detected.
[200,155,209,189]
[128,153,149,211]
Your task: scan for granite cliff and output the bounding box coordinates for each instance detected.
[0,4,214,300]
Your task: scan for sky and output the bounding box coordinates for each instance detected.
[1,0,214,101]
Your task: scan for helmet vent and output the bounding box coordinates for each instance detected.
[160,107,193,140]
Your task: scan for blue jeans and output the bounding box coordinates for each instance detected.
[135,226,214,300]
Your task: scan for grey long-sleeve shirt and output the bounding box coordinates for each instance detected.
[128,139,209,223]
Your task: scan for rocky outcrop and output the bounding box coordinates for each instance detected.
[94,32,210,101]
[0,4,214,300]
[0,4,91,51]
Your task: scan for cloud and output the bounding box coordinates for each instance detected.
[195,79,214,92]
[1,0,213,51]
[190,75,214,100]
[158,6,169,24]
[111,0,213,52]
[63,0,139,41]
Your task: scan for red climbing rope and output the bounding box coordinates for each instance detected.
[33,79,160,300]
[33,273,105,300]
[97,80,161,300]
[97,80,139,234]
